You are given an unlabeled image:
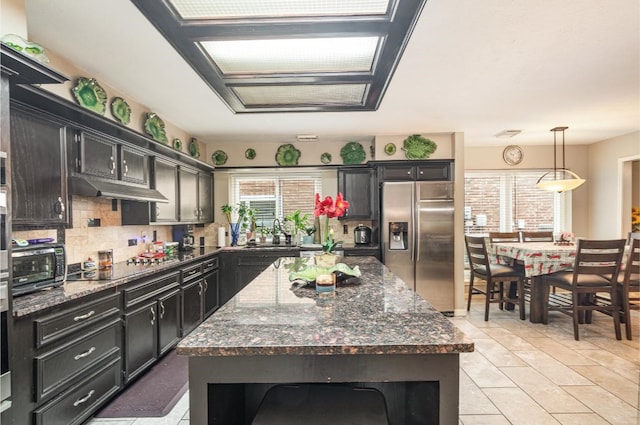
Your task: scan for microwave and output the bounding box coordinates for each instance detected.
[11,243,66,296]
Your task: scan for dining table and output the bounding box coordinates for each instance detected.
[492,241,577,323]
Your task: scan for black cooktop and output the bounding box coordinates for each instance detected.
[66,257,181,282]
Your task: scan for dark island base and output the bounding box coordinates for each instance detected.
[187,354,459,425]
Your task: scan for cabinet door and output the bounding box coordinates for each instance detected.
[203,268,219,318]
[198,172,213,223]
[152,157,178,223]
[78,130,118,179]
[181,279,203,336]
[124,300,157,383]
[338,167,376,220]
[121,146,149,186]
[179,166,198,222]
[157,289,181,356]
[10,105,70,227]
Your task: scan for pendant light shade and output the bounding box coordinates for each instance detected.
[536,126,585,192]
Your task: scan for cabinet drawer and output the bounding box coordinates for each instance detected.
[202,256,219,273]
[182,262,202,283]
[380,165,415,181]
[35,293,120,348]
[33,356,122,425]
[416,162,451,181]
[35,318,121,402]
[123,271,180,309]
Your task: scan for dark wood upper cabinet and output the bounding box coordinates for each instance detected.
[179,166,198,222]
[152,157,179,223]
[10,104,70,227]
[337,167,377,220]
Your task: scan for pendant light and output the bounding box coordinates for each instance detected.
[535,126,585,192]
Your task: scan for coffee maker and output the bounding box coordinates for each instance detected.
[172,225,194,251]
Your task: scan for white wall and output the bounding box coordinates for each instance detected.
[588,131,640,238]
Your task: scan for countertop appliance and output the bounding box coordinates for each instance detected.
[382,181,454,314]
[172,225,194,251]
[11,243,66,296]
[354,224,372,245]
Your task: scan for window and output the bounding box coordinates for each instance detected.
[230,173,323,228]
[464,170,570,234]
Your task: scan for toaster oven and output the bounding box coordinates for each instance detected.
[11,243,66,296]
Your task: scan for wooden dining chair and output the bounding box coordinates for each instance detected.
[541,239,626,341]
[465,235,526,321]
[619,237,640,340]
[488,232,521,243]
[521,231,554,242]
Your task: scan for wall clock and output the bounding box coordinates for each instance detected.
[503,145,523,165]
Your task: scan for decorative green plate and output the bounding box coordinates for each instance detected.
[245,148,256,160]
[71,77,107,115]
[173,138,182,150]
[384,143,396,155]
[1,34,49,63]
[275,144,301,166]
[189,138,200,158]
[110,97,131,125]
[144,112,168,143]
[320,152,332,164]
[402,134,437,159]
[340,141,366,164]
[212,150,228,165]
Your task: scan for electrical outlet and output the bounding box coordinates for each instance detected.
[343,224,349,234]
[128,239,137,246]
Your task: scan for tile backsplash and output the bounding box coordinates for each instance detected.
[13,196,219,265]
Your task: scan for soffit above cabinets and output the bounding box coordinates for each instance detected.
[130,0,427,113]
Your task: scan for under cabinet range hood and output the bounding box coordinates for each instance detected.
[71,176,169,203]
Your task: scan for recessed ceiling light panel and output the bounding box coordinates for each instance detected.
[169,0,391,20]
[233,84,367,106]
[201,37,379,74]
[132,0,427,112]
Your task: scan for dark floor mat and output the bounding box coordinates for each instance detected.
[95,350,188,418]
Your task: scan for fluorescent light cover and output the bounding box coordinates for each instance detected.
[201,37,379,74]
[169,0,390,19]
[233,84,366,105]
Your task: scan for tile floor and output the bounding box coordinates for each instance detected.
[86,299,640,425]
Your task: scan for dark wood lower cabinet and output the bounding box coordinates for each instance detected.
[124,299,157,382]
[182,279,204,336]
[158,288,181,357]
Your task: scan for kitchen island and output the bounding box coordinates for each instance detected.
[176,256,473,425]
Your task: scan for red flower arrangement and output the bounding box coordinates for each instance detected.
[314,193,349,253]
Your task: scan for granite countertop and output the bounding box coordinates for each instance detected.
[177,256,473,357]
[12,246,223,318]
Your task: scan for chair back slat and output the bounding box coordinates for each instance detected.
[465,235,490,269]
[489,232,521,243]
[572,239,626,284]
[521,231,554,242]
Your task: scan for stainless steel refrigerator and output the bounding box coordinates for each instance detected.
[382,181,455,314]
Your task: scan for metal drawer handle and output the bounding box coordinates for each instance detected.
[159,301,165,319]
[198,282,203,296]
[203,281,208,292]
[74,346,96,360]
[123,159,128,176]
[150,307,156,326]
[73,389,95,407]
[73,310,95,322]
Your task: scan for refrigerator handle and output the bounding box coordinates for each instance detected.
[411,186,416,262]
[415,203,420,262]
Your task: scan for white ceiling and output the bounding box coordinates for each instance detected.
[25,0,640,147]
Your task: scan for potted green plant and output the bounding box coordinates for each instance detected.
[285,210,311,245]
[302,225,316,245]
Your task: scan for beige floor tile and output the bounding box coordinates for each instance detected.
[472,338,528,367]
[513,350,594,386]
[521,337,599,366]
[574,349,640,384]
[449,318,492,339]
[500,367,590,413]
[460,351,517,388]
[482,328,537,351]
[459,370,501,415]
[551,413,611,425]
[569,365,640,408]
[563,385,640,425]
[483,387,561,425]
[459,414,512,424]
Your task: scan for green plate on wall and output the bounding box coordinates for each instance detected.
[72,77,107,115]
[143,112,168,143]
[320,152,332,164]
[340,141,366,164]
[212,150,228,165]
[275,144,301,166]
[245,148,256,160]
[110,97,131,125]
